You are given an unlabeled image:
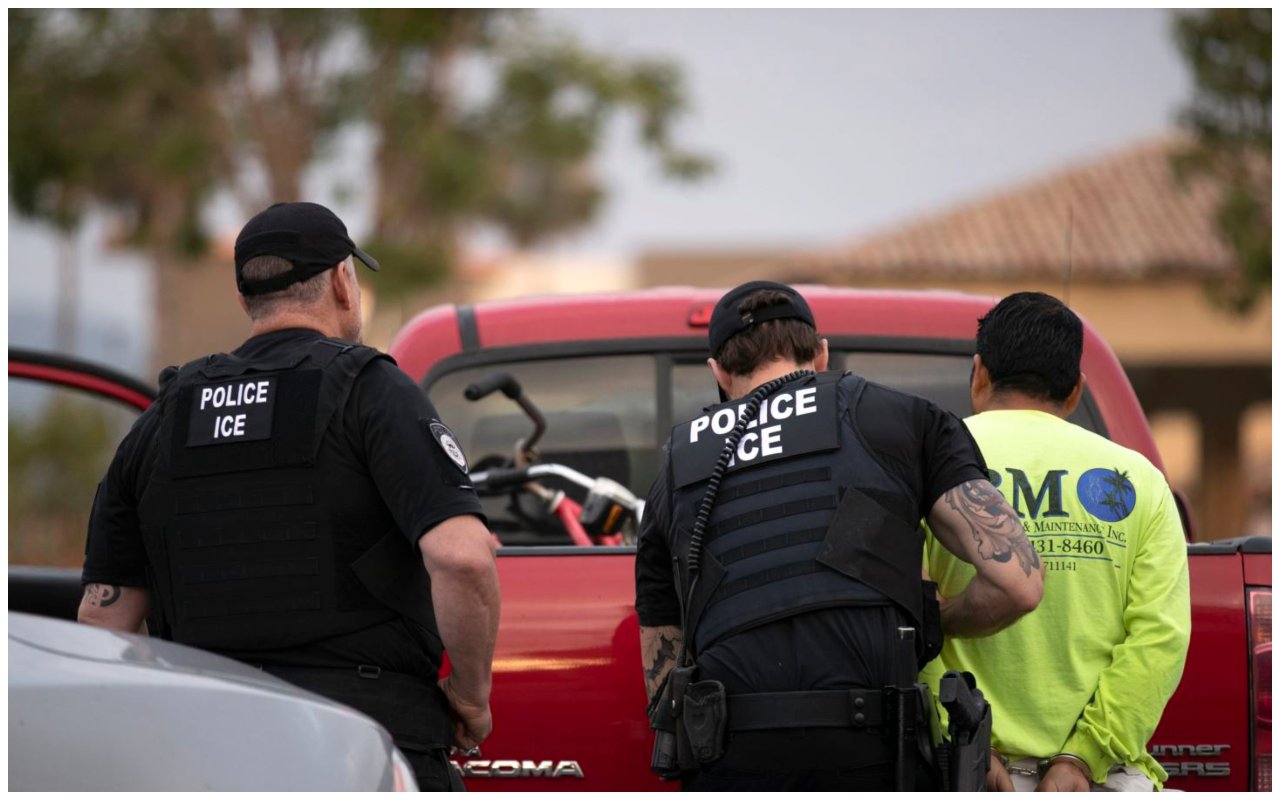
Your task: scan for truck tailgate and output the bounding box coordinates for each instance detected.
[459,548,668,791]
[1149,551,1256,790]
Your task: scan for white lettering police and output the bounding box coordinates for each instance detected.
[200,380,271,440]
[688,386,818,466]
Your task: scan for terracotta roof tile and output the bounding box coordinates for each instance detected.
[792,135,1269,281]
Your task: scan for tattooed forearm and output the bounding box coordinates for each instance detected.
[640,625,683,701]
[644,636,676,684]
[82,583,124,608]
[944,480,1041,577]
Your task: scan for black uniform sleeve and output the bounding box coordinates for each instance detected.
[350,359,486,545]
[635,449,682,627]
[82,410,159,587]
[917,401,989,510]
[854,383,988,517]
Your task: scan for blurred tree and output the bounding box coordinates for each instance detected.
[9,395,121,566]
[9,9,711,299]
[1171,8,1271,312]
[355,11,712,291]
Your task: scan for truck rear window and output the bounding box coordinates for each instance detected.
[426,348,1103,546]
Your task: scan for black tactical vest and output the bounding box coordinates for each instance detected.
[669,372,930,659]
[137,337,440,652]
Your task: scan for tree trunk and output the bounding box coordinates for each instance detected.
[54,231,79,354]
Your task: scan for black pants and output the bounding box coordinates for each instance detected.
[685,761,897,791]
[680,728,931,792]
[402,748,466,792]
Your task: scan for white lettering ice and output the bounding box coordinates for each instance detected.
[213,413,247,439]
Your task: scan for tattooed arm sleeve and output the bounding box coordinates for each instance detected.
[77,583,152,634]
[639,625,683,701]
[927,478,1045,637]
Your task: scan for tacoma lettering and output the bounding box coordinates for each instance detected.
[451,760,585,779]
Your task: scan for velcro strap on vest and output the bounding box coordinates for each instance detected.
[182,591,322,620]
[709,494,838,539]
[717,467,832,505]
[727,689,885,731]
[716,526,828,566]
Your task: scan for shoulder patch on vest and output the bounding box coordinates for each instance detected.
[428,420,470,474]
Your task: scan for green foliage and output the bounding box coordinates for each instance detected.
[9,395,125,567]
[1171,8,1271,312]
[361,236,452,297]
[10,10,227,248]
[9,9,713,295]
[478,36,713,248]
[353,11,713,291]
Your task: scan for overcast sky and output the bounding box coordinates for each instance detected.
[8,9,1191,370]
[543,8,1190,252]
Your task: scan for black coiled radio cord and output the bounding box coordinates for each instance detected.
[674,369,814,667]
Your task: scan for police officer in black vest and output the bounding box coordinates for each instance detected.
[78,202,500,790]
[636,281,1045,790]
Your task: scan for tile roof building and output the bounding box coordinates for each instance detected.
[789,135,1265,284]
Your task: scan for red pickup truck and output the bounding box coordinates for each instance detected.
[388,286,1270,791]
[7,286,1270,791]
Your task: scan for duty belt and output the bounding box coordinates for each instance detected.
[727,688,885,731]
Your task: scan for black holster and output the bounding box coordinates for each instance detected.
[648,664,699,779]
[682,680,727,764]
[938,670,992,791]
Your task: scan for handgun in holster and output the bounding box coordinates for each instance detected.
[938,669,993,791]
[648,665,700,779]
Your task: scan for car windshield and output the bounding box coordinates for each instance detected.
[426,347,1104,546]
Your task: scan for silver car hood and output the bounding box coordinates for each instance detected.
[9,613,400,791]
[10,612,322,696]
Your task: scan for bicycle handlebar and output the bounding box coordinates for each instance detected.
[470,463,642,512]
[463,372,522,401]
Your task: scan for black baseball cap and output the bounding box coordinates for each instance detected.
[708,280,816,356]
[234,202,379,296]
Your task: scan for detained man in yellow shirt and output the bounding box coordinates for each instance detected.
[923,292,1191,791]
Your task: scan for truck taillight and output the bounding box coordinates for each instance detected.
[687,304,713,327]
[1249,587,1271,791]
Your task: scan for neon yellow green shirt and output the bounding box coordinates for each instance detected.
[922,409,1191,788]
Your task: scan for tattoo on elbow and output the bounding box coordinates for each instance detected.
[83,583,124,608]
[945,480,1041,577]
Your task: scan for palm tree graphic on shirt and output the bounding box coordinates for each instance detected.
[1098,468,1133,520]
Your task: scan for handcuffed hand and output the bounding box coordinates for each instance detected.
[987,750,1014,791]
[1035,759,1091,792]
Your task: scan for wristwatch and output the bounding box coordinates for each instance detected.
[1037,753,1091,782]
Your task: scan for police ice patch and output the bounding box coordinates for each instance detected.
[186,376,277,447]
[429,421,469,473]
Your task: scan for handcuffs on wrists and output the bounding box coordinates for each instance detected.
[992,749,1036,777]
[991,749,1091,782]
[1036,753,1091,782]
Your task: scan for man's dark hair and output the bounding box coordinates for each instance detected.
[976,291,1083,402]
[715,289,821,376]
